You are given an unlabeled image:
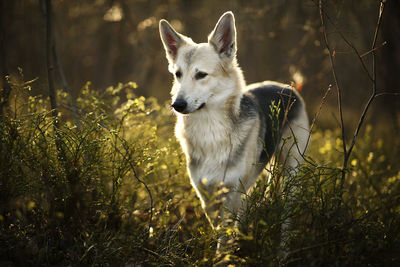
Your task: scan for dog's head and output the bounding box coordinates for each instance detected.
[159,12,239,114]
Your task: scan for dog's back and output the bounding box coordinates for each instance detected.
[244,81,307,173]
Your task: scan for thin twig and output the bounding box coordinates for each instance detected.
[286,238,353,258]
[346,1,385,163]
[0,0,11,117]
[281,85,338,172]
[112,133,154,235]
[305,84,332,151]
[319,0,348,188]
[286,121,339,172]
[59,98,154,234]
[138,247,174,266]
[360,41,387,58]
[53,44,69,92]
[45,0,58,121]
[375,91,400,97]
[317,0,387,194]
[316,2,374,83]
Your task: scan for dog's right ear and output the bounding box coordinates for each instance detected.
[208,11,237,60]
[159,20,185,63]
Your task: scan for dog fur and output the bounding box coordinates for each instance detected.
[159,11,309,237]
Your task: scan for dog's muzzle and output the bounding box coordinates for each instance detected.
[172,99,187,113]
[172,99,206,114]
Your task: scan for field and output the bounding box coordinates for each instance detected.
[1,1,400,266]
[1,79,399,266]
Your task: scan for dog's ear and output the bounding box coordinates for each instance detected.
[208,11,237,60]
[159,19,185,62]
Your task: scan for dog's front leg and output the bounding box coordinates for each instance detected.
[214,186,246,254]
[215,188,243,254]
[196,180,243,253]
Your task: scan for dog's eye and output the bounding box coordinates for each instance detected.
[195,72,208,80]
[175,71,182,79]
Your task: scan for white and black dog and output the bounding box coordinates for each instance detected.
[160,11,309,248]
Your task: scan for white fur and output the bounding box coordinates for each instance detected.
[159,12,310,249]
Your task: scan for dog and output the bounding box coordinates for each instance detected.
[159,11,309,249]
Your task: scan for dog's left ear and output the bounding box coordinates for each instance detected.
[159,19,186,63]
[208,11,237,60]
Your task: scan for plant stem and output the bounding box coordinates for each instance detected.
[45,0,58,123]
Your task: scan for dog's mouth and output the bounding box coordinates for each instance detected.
[196,103,206,111]
[172,102,206,115]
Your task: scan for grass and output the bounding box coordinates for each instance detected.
[1,78,400,266]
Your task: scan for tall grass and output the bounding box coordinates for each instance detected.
[0,77,399,266]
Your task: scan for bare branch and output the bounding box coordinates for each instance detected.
[45,0,58,122]
[59,100,154,235]
[281,85,337,171]
[317,5,374,83]
[112,133,154,235]
[375,91,400,97]
[0,0,11,117]
[305,85,332,151]
[346,0,386,161]
[360,41,387,58]
[318,0,347,173]
[53,44,69,92]
[316,0,387,195]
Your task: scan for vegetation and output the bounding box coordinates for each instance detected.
[0,76,399,266]
[1,0,400,266]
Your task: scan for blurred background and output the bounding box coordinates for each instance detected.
[1,0,400,133]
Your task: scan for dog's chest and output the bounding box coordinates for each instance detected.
[177,112,233,161]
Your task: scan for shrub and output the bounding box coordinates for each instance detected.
[0,78,399,266]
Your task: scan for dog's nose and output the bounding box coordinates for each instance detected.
[172,99,187,113]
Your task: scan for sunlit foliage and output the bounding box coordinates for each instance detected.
[0,78,399,265]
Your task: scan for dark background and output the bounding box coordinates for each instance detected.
[1,0,399,132]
